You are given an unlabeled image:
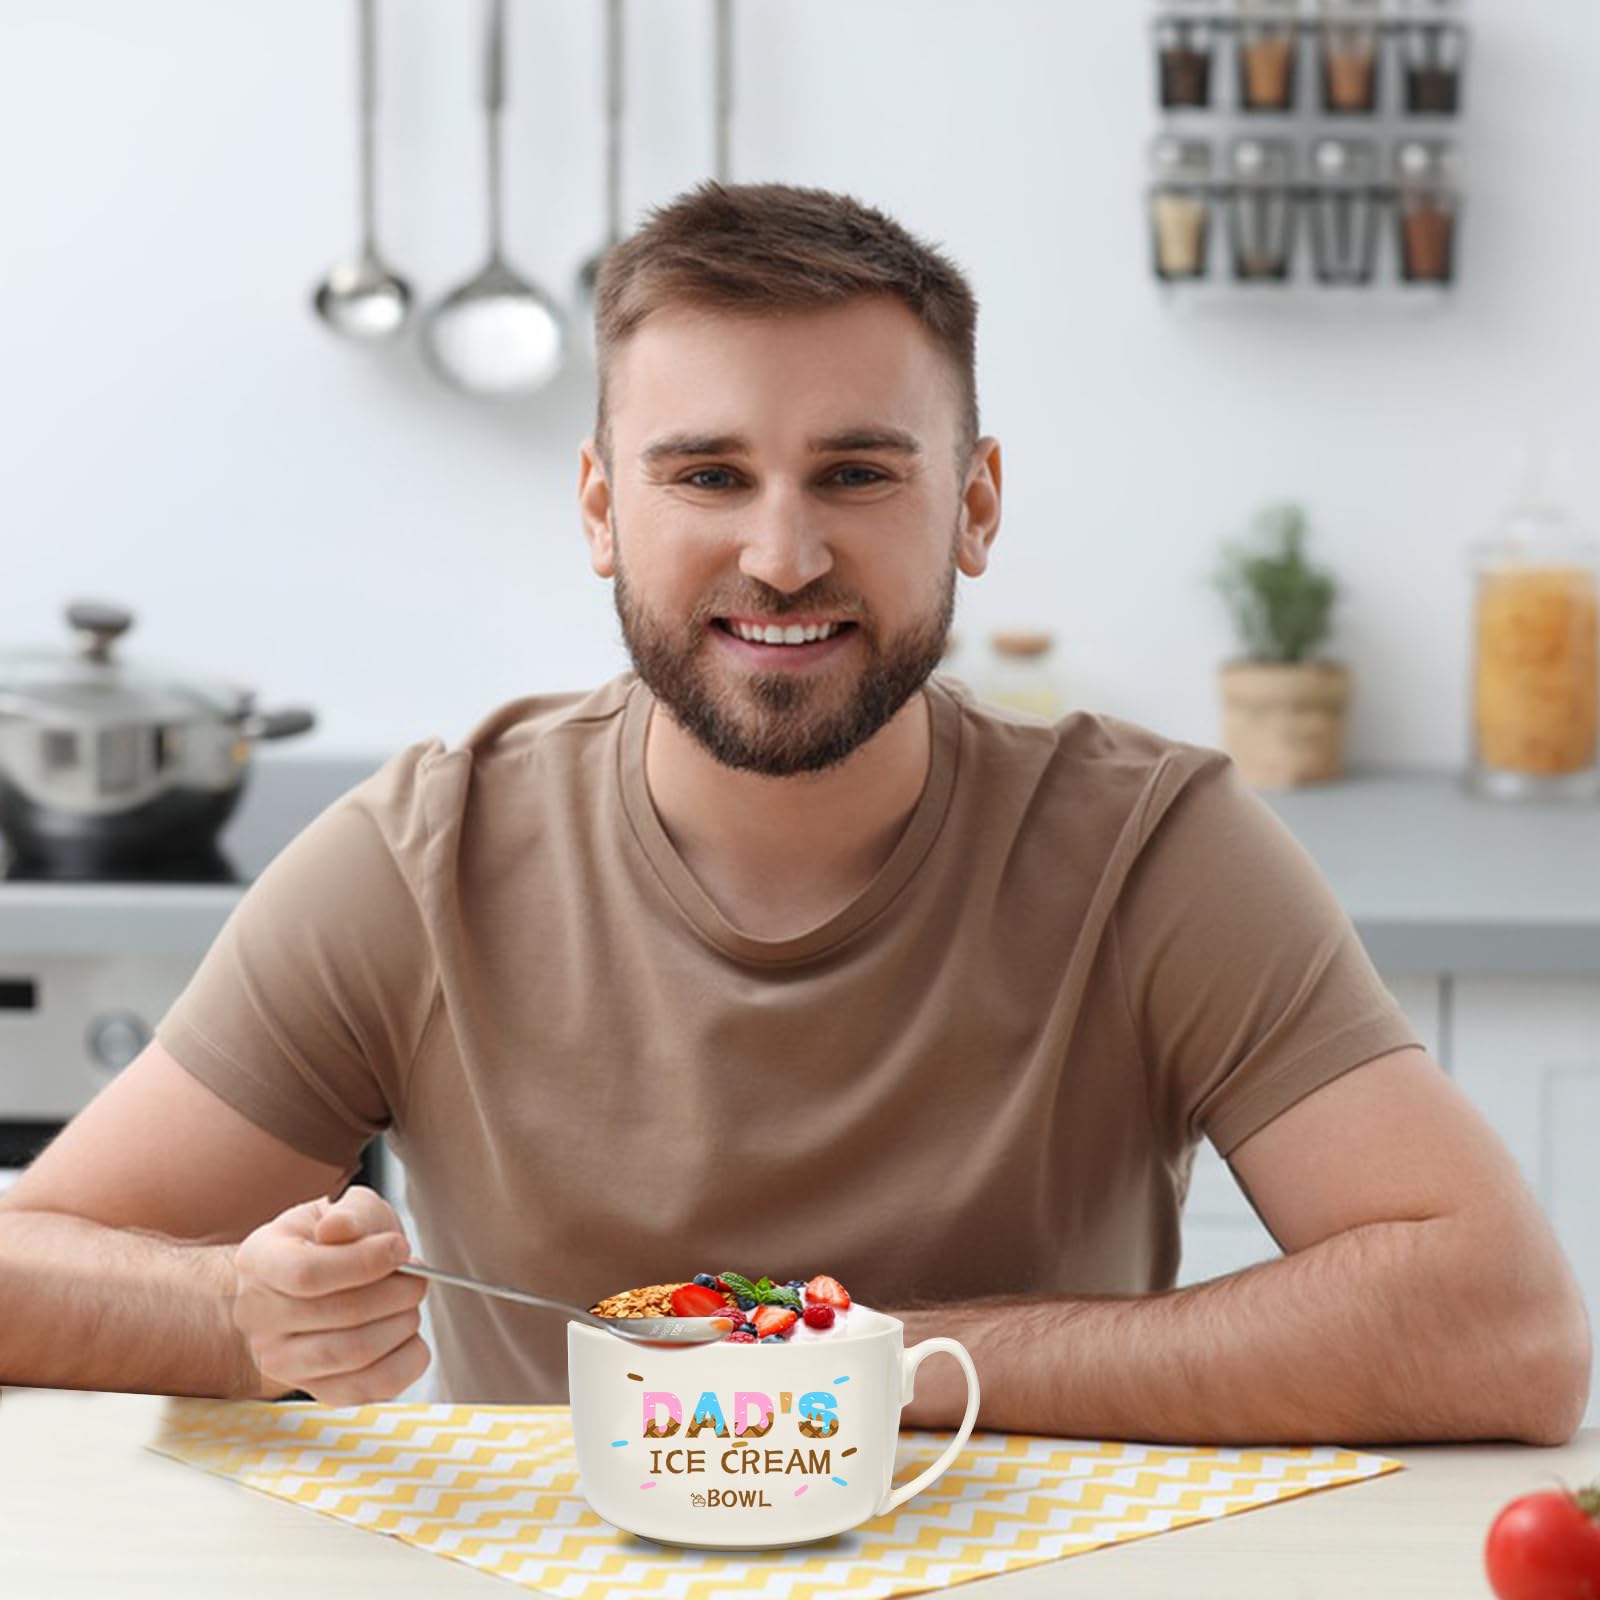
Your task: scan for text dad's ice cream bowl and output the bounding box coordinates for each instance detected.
[567,1304,981,1549]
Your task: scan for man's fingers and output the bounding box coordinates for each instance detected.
[306,1333,433,1408]
[264,1225,410,1299]
[312,1184,401,1242]
[277,1306,425,1384]
[255,1265,426,1336]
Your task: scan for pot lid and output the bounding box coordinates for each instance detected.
[0,601,254,727]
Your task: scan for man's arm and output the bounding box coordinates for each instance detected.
[0,1040,351,1399]
[888,1048,1592,1445]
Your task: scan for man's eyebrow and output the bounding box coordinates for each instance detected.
[639,426,924,463]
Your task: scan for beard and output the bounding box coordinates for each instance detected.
[612,525,958,778]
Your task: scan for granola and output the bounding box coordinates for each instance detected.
[588,1282,689,1320]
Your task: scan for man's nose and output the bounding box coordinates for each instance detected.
[736,486,834,594]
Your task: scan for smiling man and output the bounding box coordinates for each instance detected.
[0,183,1589,1444]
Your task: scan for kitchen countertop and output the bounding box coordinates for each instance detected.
[1,1388,1594,1598]
[3,757,1600,976]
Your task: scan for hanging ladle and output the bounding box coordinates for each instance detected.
[421,0,567,396]
[573,0,625,335]
[311,0,413,341]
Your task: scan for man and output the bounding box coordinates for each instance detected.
[0,183,1589,1444]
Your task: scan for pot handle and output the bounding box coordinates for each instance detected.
[240,707,317,741]
[873,1337,981,1518]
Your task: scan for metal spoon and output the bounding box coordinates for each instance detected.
[312,0,412,340]
[572,0,625,337]
[396,1260,735,1346]
[421,0,566,396]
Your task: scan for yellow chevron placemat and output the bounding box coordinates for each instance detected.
[147,1401,1399,1597]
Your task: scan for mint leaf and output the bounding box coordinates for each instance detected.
[719,1271,801,1311]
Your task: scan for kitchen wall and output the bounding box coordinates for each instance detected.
[3,0,1597,765]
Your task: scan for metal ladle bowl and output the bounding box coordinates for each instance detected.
[314,254,412,342]
[423,261,565,395]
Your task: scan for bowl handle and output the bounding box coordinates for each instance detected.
[873,1337,980,1517]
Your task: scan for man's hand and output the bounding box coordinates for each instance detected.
[232,1184,431,1404]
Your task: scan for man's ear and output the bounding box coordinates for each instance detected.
[957,437,1002,579]
[578,437,616,578]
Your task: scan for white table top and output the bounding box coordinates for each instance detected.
[4,1388,1596,1598]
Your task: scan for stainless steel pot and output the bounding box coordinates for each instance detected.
[0,601,316,876]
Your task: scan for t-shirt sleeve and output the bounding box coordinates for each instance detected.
[153,743,443,1174]
[1114,748,1425,1160]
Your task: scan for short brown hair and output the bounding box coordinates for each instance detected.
[593,181,980,468]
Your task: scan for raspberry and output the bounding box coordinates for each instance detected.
[724,1330,757,1343]
[802,1302,836,1331]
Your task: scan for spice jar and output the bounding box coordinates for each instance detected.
[1318,0,1381,114]
[982,633,1066,720]
[1394,139,1458,284]
[1226,138,1297,281]
[1148,137,1214,282]
[1236,0,1299,112]
[1308,138,1380,285]
[1153,3,1216,109]
[1399,0,1467,114]
[1468,482,1600,801]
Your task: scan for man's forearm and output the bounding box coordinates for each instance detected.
[886,1217,1590,1446]
[0,1209,285,1399]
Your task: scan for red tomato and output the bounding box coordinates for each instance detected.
[1484,1486,1600,1600]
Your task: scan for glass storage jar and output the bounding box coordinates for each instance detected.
[1467,493,1600,801]
[982,632,1066,720]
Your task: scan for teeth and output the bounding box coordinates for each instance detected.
[729,620,842,645]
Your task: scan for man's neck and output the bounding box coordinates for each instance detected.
[642,690,933,937]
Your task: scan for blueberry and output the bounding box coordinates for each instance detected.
[760,1333,786,1343]
[739,1322,759,1335]
[736,1295,757,1310]
[692,1273,717,1288]
[785,1279,806,1290]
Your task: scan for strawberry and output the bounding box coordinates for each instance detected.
[671,1283,735,1320]
[751,1305,798,1339]
[804,1275,851,1311]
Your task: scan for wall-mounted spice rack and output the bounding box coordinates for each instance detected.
[1146,0,1467,299]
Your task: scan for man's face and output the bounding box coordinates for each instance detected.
[581,296,994,777]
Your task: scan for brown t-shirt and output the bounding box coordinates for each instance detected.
[155,672,1421,1402]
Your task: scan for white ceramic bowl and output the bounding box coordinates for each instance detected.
[567,1304,979,1550]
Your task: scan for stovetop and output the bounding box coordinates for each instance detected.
[0,756,382,888]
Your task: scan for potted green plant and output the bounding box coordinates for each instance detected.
[1211,502,1350,789]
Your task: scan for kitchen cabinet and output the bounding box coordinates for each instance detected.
[1177,973,1445,1288]
[1450,979,1600,1429]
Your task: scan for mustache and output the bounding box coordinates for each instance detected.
[691,582,866,624]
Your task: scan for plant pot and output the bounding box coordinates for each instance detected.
[1218,659,1351,789]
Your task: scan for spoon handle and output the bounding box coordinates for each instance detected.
[398,1259,597,1321]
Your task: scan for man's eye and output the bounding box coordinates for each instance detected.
[830,466,886,487]
[682,467,741,490]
